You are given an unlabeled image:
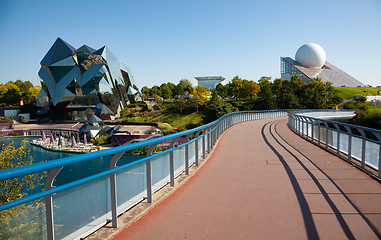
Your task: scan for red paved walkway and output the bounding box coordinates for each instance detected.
[113,118,381,240]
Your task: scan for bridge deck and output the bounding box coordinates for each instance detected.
[113,118,381,240]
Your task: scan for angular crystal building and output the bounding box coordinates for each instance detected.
[281,43,364,87]
[37,38,141,120]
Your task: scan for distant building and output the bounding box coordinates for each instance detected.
[37,38,141,121]
[195,76,225,89]
[281,43,364,87]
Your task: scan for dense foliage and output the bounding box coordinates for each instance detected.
[141,74,342,112]
[344,96,381,130]
[0,80,40,107]
[125,75,343,133]
[0,139,46,239]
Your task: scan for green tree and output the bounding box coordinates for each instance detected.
[141,86,150,100]
[180,79,193,88]
[258,76,276,109]
[15,80,34,103]
[160,83,171,99]
[0,140,46,239]
[290,74,305,90]
[242,79,260,99]
[166,82,176,98]
[149,85,161,97]
[299,78,331,109]
[227,76,243,99]
[216,83,227,98]
[174,82,186,96]
[204,100,238,121]
[1,82,22,106]
[278,92,300,109]
[191,85,211,113]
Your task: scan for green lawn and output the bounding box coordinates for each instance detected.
[367,101,381,113]
[334,87,381,100]
[160,112,205,131]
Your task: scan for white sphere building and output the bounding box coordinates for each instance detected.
[295,43,326,68]
[281,43,364,87]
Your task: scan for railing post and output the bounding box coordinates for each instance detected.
[169,137,179,186]
[110,151,125,228]
[318,123,321,145]
[361,139,366,168]
[145,143,158,203]
[311,120,314,141]
[358,129,366,168]
[45,167,63,240]
[348,135,352,161]
[195,131,201,166]
[378,145,381,178]
[185,133,192,175]
[202,132,206,159]
[206,128,211,154]
[306,118,309,139]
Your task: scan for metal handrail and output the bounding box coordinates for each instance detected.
[288,112,380,178]
[0,109,354,240]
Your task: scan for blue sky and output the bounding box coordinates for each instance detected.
[0,0,380,88]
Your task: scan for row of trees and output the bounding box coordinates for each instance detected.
[0,80,40,106]
[141,79,194,101]
[141,75,342,111]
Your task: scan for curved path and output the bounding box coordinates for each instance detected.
[113,118,381,240]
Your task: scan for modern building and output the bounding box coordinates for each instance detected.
[281,43,364,87]
[195,76,225,89]
[37,38,141,121]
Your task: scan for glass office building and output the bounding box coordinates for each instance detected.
[37,38,141,121]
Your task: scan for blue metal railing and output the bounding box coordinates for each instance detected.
[0,109,355,240]
[288,112,381,177]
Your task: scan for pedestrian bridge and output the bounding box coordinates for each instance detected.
[0,110,380,239]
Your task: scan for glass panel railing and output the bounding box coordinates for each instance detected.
[53,176,111,240]
[174,146,185,177]
[188,141,195,166]
[151,153,170,193]
[116,161,146,214]
[350,136,363,161]
[339,134,349,155]
[365,141,379,170]
[331,131,338,150]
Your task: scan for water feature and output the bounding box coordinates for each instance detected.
[2,136,144,186]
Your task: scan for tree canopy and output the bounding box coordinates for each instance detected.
[0,80,40,106]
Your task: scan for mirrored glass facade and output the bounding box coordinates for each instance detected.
[37,38,141,121]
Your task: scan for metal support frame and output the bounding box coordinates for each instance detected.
[325,124,329,149]
[184,133,192,175]
[202,133,206,159]
[45,167,63,240]
[145,142,159,203]
[110,151,125,228]
[358,129,367,168]
[195,130,202,166]
[318,122,321,145]
[169,137,180,186]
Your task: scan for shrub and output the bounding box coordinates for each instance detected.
[0,117,12,123]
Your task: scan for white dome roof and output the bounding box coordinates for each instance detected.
[295,43,326,68]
